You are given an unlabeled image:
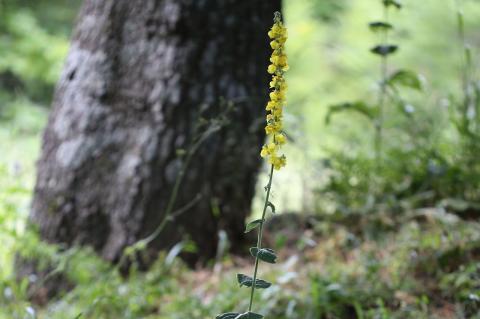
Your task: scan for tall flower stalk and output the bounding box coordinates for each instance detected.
[216,11,288,319]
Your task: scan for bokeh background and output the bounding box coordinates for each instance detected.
[3,0,480,318]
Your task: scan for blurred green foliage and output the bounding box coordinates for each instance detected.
[0,0,79,116]
[3,0,480,318]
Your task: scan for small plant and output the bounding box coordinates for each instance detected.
[326,0,422,165]
[321,0,426,215]
[215,11,289,319]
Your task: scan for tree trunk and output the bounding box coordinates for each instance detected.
[26,0,280,267]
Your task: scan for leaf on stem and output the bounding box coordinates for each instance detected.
[250,247,277,264]
[235,312,264,319]
[216,313,241,319]
[245,219,263,233]
[370,45,398,56]
[369,21,393,32]
[383,0,402,9]
[325,101,377,124]
[387,70,422,91]
[237,273,272,289]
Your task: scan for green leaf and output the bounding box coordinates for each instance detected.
[369,21,393,32]
[370,45,398,56]
[237,273,272,289]
[216,313,241,319]
[235,312,264,319]
[325,101,377,124]
[387,70,422,91]
[250,247,277,264]
[245,219,263,233]
[383,0,402,9]
[267,201,276,213]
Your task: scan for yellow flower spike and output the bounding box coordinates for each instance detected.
[260,11,288,171]
[234,13,288,319]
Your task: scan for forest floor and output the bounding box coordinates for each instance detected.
[2,107,480,319]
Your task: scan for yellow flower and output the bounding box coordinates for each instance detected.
[272,107,282,117]
[277,36,287,45]
[275,134,286,145]
[265,125,275,135]
[270,41,279,49]
[269,154,287,170]
[261,12,288,170]
[271,90,286,101]
[267,142,276,152]
[277,55,287,66]
[267,64,277,74]
[260,146,269,158]
[266,101,277,111]
[271,24,281,35]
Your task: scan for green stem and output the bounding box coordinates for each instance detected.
[375,55,387,165]
[141,125,221,246]
[248,164,275,312]
[117,122,224,271]
[375,4,389,168]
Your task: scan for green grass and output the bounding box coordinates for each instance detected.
[1,111,479,318]
[0,102,46,278]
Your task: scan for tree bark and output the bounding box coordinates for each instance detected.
[27,0,280,266]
